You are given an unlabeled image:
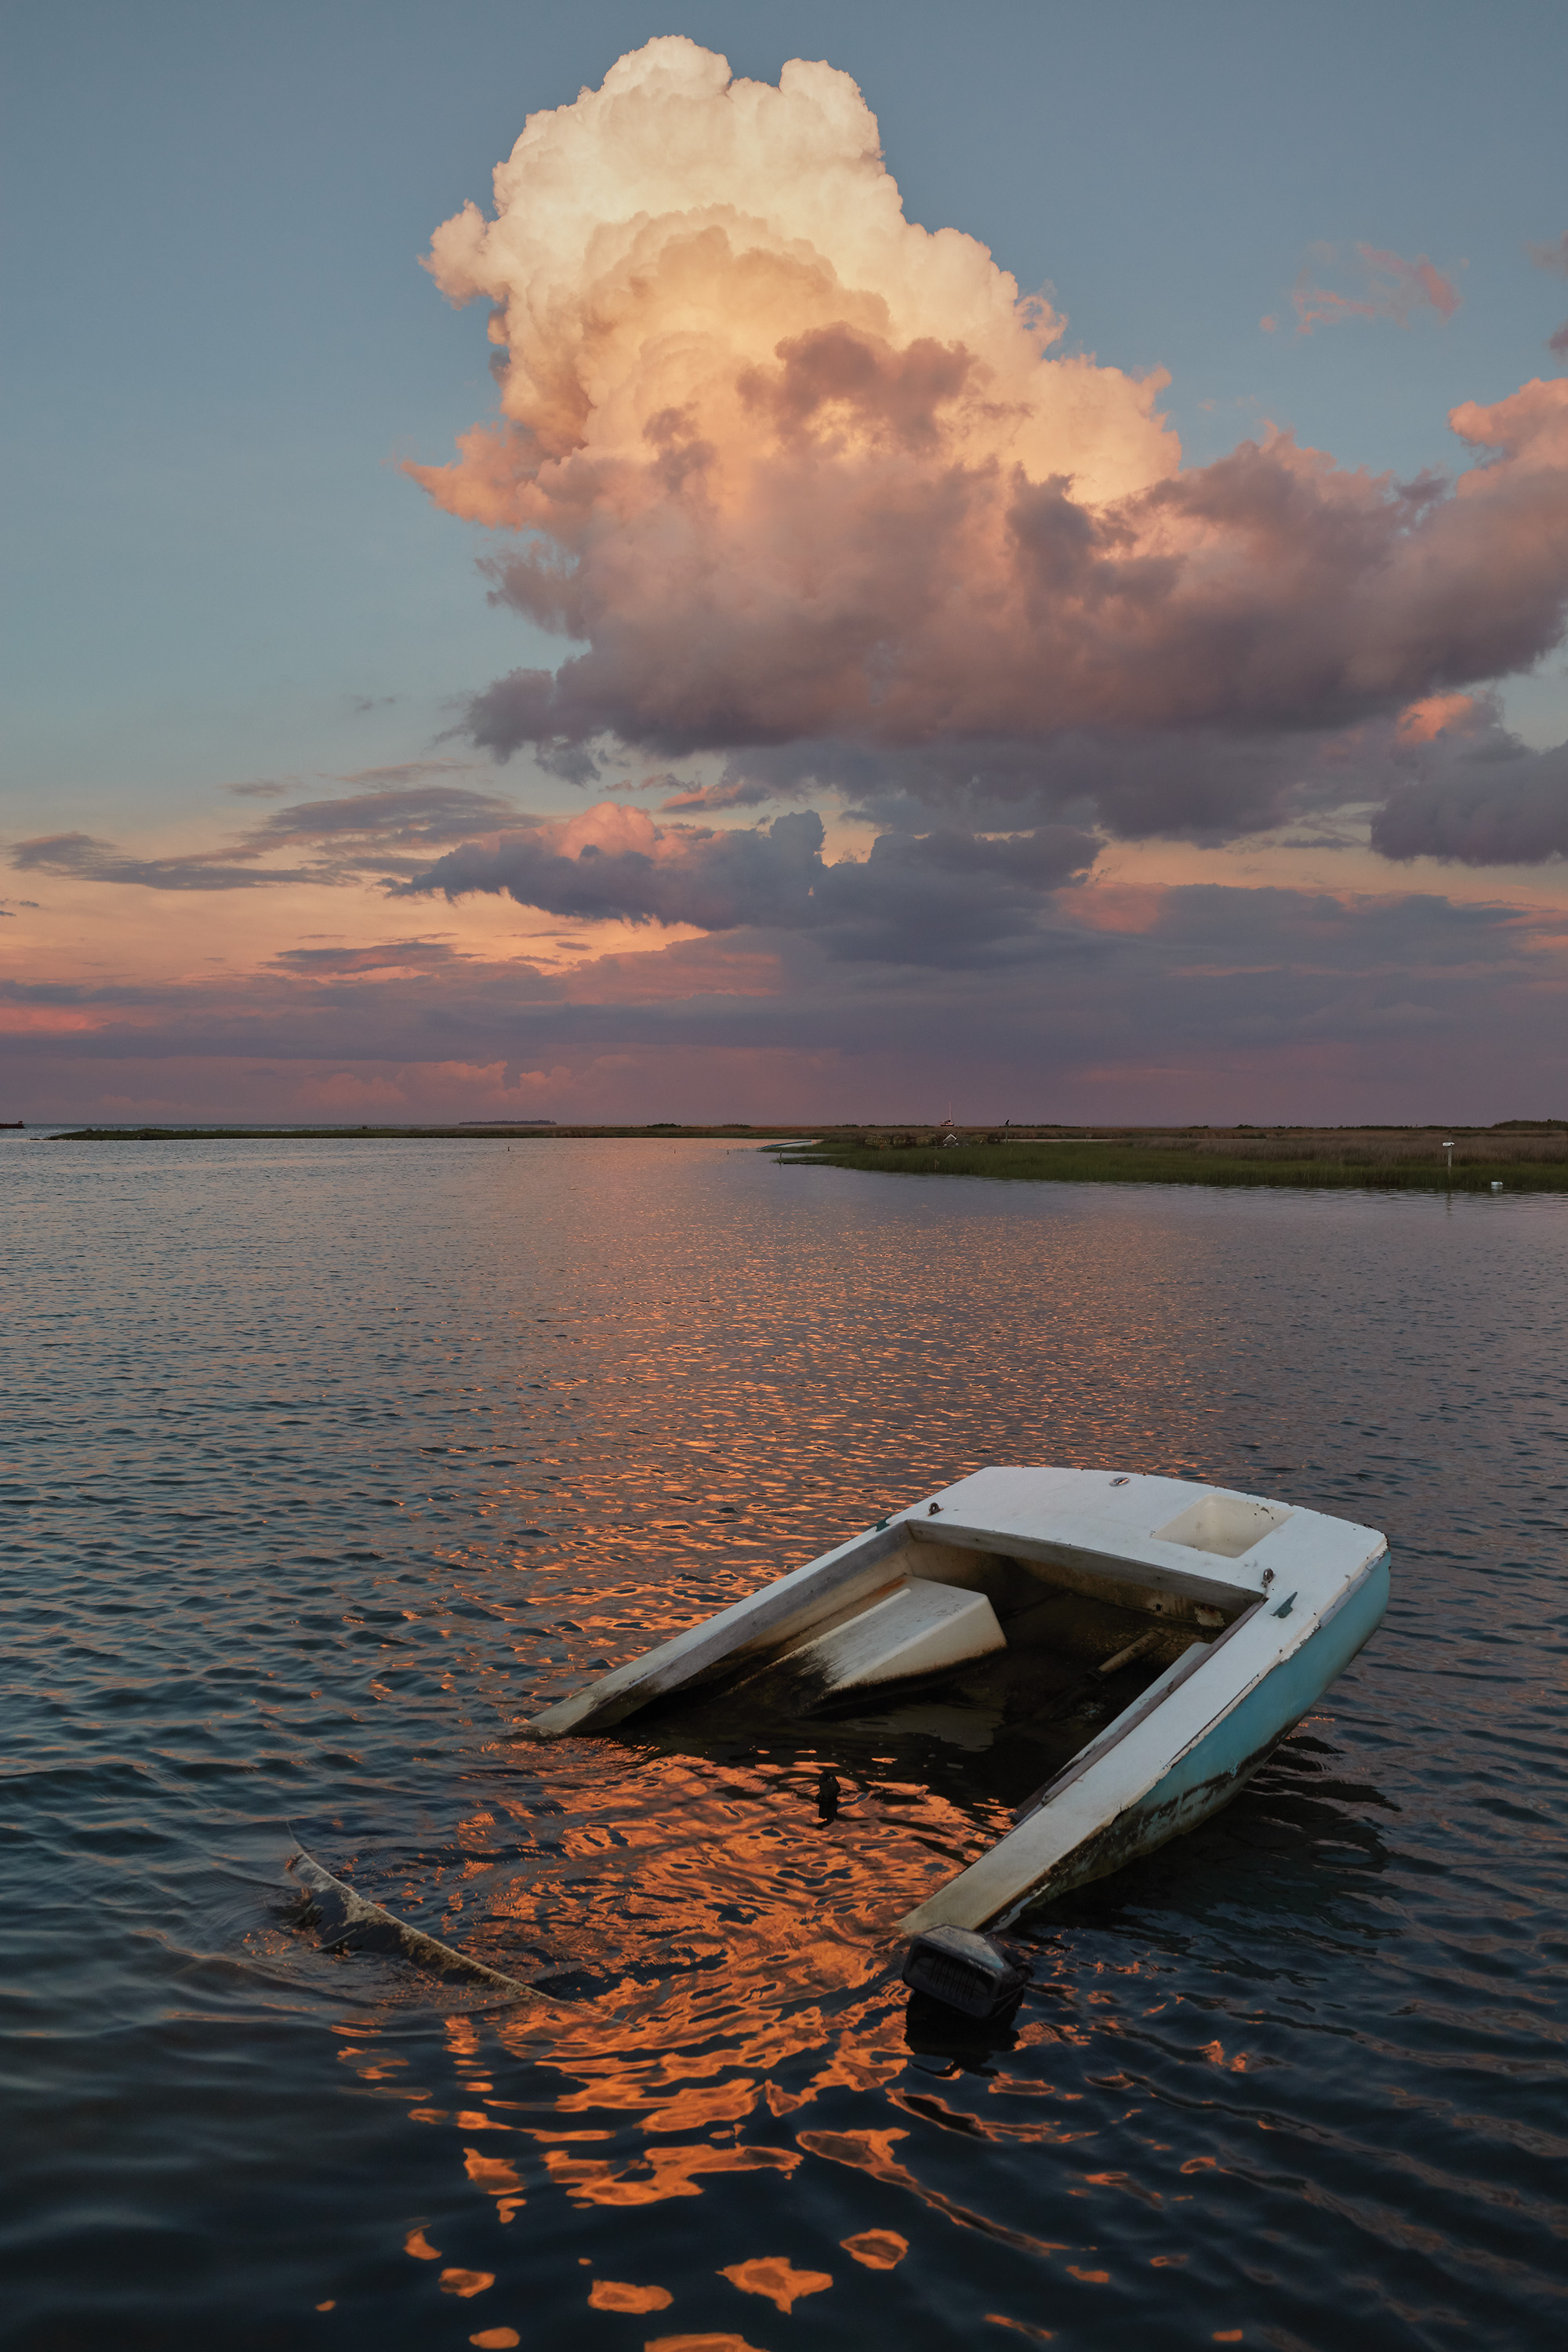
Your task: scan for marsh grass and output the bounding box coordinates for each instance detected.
[782,1126,1568,1192]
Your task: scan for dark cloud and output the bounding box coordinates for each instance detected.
[7,780,528,894]
[9,833,320,891]
[397,808,829,932]
[707,725,1363,844]
[0,975,169,1006]
[392,804,1098,965]
[245,779,521,860]
[657,775,781,814]
[270,939,468,975]
[1371,730,1568,865]
[804,823,1099,965]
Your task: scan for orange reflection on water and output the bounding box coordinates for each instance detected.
[368,1536,1197,2281]
[840,2230,907,2270]
[642,2078,757,2135]
[587,2280,674,2312]
[719,2257,833,2314]
[438,2267,495,2299]
[463,2146,524,2222]
[645,2336,769,2352]
[543,2139,800,2209]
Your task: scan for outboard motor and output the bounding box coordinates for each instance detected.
[901,1925,1029,2020]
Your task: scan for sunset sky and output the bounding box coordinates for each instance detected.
[5,0,1568,1125]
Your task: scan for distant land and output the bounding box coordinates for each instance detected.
[780,1123,1568,1193]
[45,1123,793,1142]
[40,1119,1568,1191]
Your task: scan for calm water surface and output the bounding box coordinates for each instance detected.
[3,1137,1565,2351]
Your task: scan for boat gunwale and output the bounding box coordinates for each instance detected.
[520,1517,916,1737]
[895,1541,1391,1933]
[1005,1594,1269,1825]
[913,1516,1255,1613]
[999,1534,1389,1831]
[520,1469,1387,1748]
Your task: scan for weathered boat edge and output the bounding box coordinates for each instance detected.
[288,1843,564,2008]
[520,1518,915,1738]
[899,1548,1392,1934]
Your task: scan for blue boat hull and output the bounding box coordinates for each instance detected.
[996,1552,1391,1923]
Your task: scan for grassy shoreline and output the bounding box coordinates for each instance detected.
[778,1135,1568,1193]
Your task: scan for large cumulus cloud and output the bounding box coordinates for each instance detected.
[406,38,1568,858]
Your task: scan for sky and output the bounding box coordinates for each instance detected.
[4,0,1567,1125]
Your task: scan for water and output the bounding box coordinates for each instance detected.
[3,1135,1564,2350]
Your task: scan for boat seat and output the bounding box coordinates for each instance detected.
[776,1578,1005,1702]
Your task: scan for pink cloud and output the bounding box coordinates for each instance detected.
[1396,693,1479,746]
[1291,243,1461,336]
[397,43,1567,868]
[430,369,1568,795]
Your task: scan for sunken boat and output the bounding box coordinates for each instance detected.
[522,1467,1389,1935]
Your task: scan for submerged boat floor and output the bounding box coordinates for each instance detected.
[617,1640,1175,1817]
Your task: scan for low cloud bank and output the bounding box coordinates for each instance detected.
[7,880,1565,1127]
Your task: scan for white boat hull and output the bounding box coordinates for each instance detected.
[521,1467,1390,1933]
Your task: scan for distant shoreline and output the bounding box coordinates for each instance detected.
[39,1118,1568,1192]
[44,1123,800,1142]
[779,1127,1568,1194]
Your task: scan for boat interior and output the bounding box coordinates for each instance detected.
[619,1520,1260,1817]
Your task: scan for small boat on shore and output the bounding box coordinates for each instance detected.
[524,1467,1389,1935]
